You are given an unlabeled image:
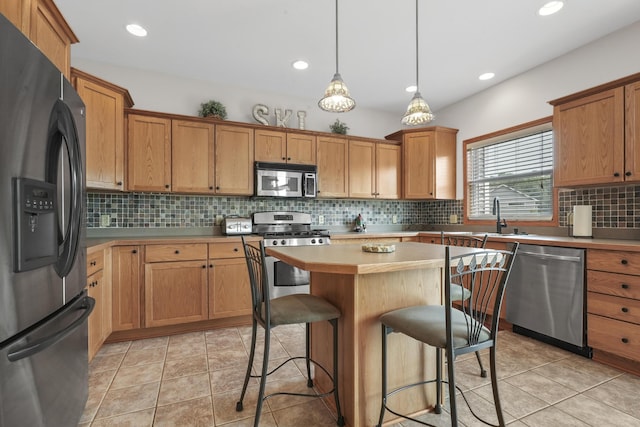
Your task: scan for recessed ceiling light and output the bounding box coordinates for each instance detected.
[538,1,564,16]
[479,72,495,81]
[292,60,309,70]
[405,85,417,93]
[126,24,148,37]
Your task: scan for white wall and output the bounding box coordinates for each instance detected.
[432,21,640,198]
[71,58,400,139]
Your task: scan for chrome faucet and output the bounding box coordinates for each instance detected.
[492,197,507,234]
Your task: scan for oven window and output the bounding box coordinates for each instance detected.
[274,260,309,287]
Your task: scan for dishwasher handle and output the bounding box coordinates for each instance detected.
[518,250,582,263]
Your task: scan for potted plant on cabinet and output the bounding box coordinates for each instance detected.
[198,100,228,120]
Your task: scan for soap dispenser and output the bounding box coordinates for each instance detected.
[354,214,366,232]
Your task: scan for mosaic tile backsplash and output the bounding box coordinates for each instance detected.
[87,184,640,230]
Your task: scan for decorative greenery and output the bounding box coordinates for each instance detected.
[198,100,227,120]
[329,119,349,135]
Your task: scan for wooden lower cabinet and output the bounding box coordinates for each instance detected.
[209,258,251,319]
[144,260,208,328]
[112,245,141,331]
[87,248,112,361]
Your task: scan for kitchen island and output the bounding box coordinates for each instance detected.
[266,242,483,427]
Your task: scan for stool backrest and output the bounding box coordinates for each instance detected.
[241,237,270,323]
[441,232,488,248]
[445,243,519,345]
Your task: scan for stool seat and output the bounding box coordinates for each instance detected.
[269,294,341,326]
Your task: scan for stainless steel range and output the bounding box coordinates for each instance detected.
[253,211,330,298]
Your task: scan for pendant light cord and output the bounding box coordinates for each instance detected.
[335,0,339,74]
[415,0,419,92]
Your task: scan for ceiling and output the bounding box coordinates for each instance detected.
[55,0,640,115]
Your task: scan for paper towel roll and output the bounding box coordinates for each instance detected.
[573,205,592,237]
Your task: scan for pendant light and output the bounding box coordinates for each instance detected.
[402,0,434,125]
[318,0,355,112]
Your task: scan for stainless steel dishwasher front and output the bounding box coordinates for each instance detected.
[505,244,590,356]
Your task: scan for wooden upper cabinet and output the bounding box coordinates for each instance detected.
[215,125,254,195]
[72,69,133,191]
[317,136,349,198]
[1,0,78,77]
[386,127,457,200]
[625,80,640,182]
[349,140,376,198]
[254,129,316,165]
[376,143,401,199]
[127,113,172,192]
[552,88,624,187]
[286,132,316,165]
[255,129,286,163]
[172,120,215,193]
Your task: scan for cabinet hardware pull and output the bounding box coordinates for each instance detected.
[165,184,170,189]
[175,250,180,254]
[117,181,123,186]
[626,171,632,177]
[282,157,286,160]
[614,172,620,177]
[209,186,213,190]
[209,264,213,268]
[132,249,138,254]
[621,283,629,289]
[90,261,96,266]
[622,307,629,313]
[216,186,220,190]
[287,157,291,161]
[621,338,629,344]
[202,265,206,269]
[234,248,239,252]
[621,259,628,265]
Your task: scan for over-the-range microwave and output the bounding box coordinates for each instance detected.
[255,162,317,198]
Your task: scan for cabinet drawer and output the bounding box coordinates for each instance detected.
[588,314,640,361]
[87,249,104,276]
[208,242,244,259]
[588,249,640,275]
[588,292,640,324]
[87,270,103,289]
[587,270,640,299]
[145,243,207,262]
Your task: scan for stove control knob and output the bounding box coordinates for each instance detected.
[318,239,323,244]
[281,240,286,245]
[311,239,316,244]
[272,240,278,246]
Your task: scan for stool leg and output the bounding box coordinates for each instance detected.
[475,350,487,378]
[331,318,345,426]
[376,325,389,427]
[490,346,506,427]
[253,327,271,427]
[446,346,458,427]
[435,348,442,414]
[236,319,258,412]
[306,323,313,387]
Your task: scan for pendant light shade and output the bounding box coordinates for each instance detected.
[402,0,434,125]
[319,0,355,112]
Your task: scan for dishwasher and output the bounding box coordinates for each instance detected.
[506,244,591,357]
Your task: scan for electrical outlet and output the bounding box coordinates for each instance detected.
[392,215,397,224]
[449,214,458,224]
[100,214,111,227]
[318,215,325,225]
[215,215,224,225]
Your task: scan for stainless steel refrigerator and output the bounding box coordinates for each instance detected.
[0,14,94,427]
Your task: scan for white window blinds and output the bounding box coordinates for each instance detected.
[467,128,553,221]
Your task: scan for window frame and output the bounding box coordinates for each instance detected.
[463,116,558,227]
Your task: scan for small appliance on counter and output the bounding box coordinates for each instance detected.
[354,213,366,232]
[569,205,593,238]
[222,216,253,235]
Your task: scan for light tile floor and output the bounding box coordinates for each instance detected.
[80,326,640,427]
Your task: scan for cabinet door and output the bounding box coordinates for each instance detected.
[625,81,640,182]
[349,140,376,198]
[112,246,141,331]
[171,120,215,193]
[209,258,252,319]
[127,114,172,192]
[144,261,209,327]
[553,87,624,186]
[376,143,401,199]
[287,132,316,165]
[29,0,76,78]
[255,129,286,163]
[215,125,254,195]
[87,272,103,361]
[0,0,28,32]
[317,136,349,198]
[403,132,435,199]
[75,77,125,190]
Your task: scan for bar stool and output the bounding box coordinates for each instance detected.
[376,243,519,427]
[441,232,489,377]
[237,237,345,427]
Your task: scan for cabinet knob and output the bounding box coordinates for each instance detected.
[621,283,629,289]
[216,186,220,190]
[209,264,213,268]
[117,181,123,186]
[626,171,632,177]
[233,247,239,252]
[621,259,628,265]
[287,157,291,161]
[175,250,180,254]
[209,186,214,190]
[614,172,620,177]
[202,265,206,269]
[132,249,138,254]
[621,307,629,313]
[622,338,629,344]
[282,157,286,160]
[90,260,96,266]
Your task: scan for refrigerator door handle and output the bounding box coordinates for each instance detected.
[46,99,84,278]
[3,292,94,362]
